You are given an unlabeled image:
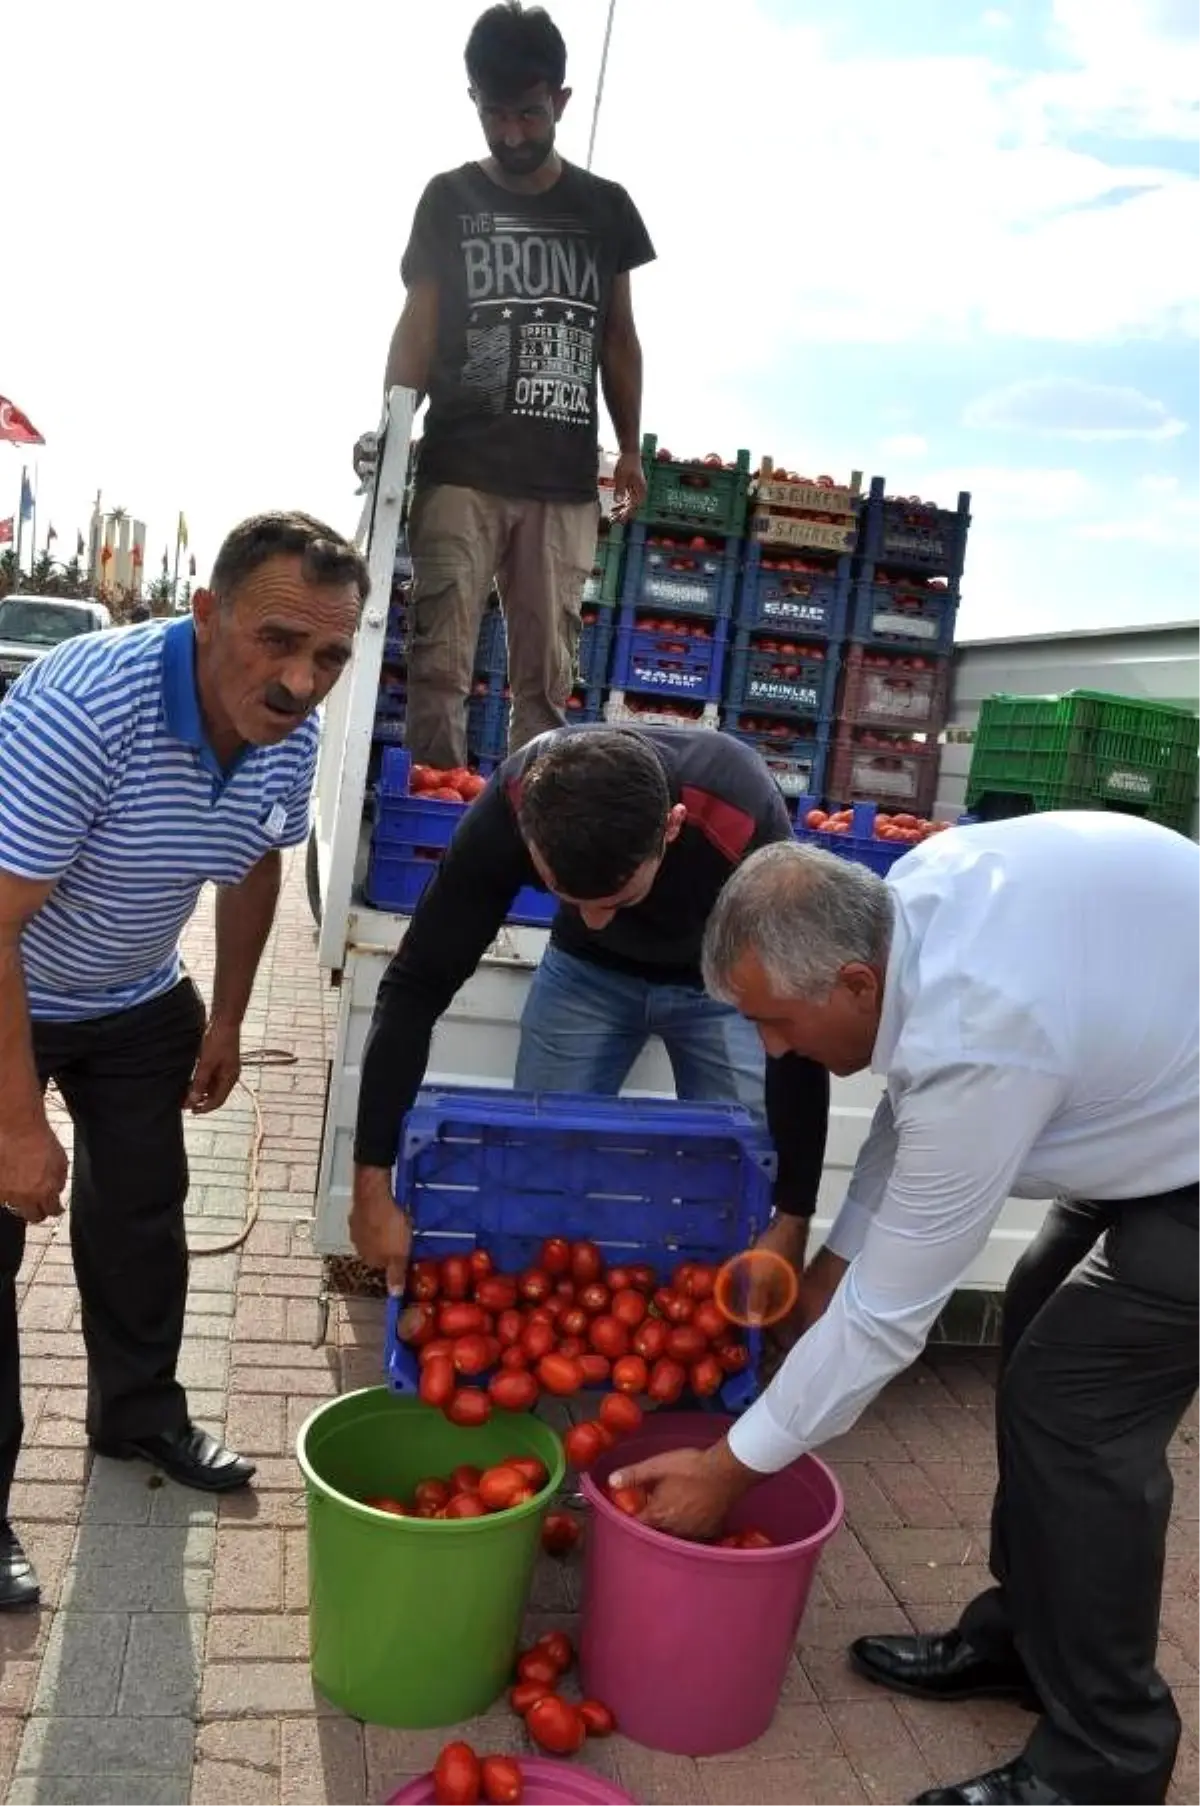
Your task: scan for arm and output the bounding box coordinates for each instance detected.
[350,776,540,1273]
[600,273,645,521]
[754,1053,831,1273]
[187,850,282,1114]
[0,872,68,1222]
[383,278,438,398]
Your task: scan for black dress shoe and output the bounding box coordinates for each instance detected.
[0,1522,40,1610]
[850,1629,1040,1708]
[92,1424,256,1493]
[912,1757,1068,1803]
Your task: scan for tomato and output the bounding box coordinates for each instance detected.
[397,1301,437,1346]
[445,1388,492,1427]
[480,1755,523,1805]
[628,1264,657,1293]
[440,1256,472,1302]
[518,1268,553,1304]
[509,1679,553,1715]
[439,1302,487,1338]
[412,1478,450,1512]
[540,1295,565,1322]
[804,808,828,829]
[716,1339,750,1374]
[483,1336,503,1368]
[475,1275,518,1314]
[505,1454,548,1491]
[579,1353,611,1385]
[685,1263,716,1302]
[496,1308,525,1346]
[525,1307,555,1329]
[453,1333,493,1377]
[611,1354,648,1395]
[410,1259,441,1301]
[409,764,438,794]
[578,1699,618,1737]
[576,1283,610,1317]
[520,1320,556,1363]
[588,1315,629,1360]
[419,1355,456,1409]
[537,1353,584,1396]
[570,1241,604,1285]
[598,1391,643,1436]
[443,1491,488,1519]
[459,773,488,804]
[478,1464,531,1512]
[611,1288,647,1329]
[608,1483,648,1517]
[500,1346,529,1371]
[564,1421,607,1470]
[591,1420,616,1453]
[488,1369,539,1413]
[541,1511,581,1556]
[535,1629,574,1673]
[692,1301,727,1343]
[719,1528,774,1549]
[631,1320,668,1363]
[689,1355,724,1398]
[558,1306,588,1338]
[516,1650,560,1687]
[433,1740,482,1805]
[655,1289,694,1325]
[647,1357,687,1404]
[451,1464,482,1495]
[556,1336,584,1359]
[539,1236,571,1275]
[363,1495,410,1515]
[666,1325,708,1365]
[526,1695,587,1756]
[606,1265,633,1292]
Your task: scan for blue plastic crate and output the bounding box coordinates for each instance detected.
[577,611,615,689]
[564,684,606,724]
[467,690,510,762]
[474,607,507,679]
[367,750,555,925]
[848,573,957,654]
[860,476,971,582]
[385,1087,775,1413]
[791,797,913,876]
[723,636,839,720]
[736,545,850,638]
[611,616,728,703]
[619,524,739,621]
[721,716,829,804]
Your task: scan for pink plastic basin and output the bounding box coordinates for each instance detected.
[579,1412,843,1756]
[385,1757,636,1803]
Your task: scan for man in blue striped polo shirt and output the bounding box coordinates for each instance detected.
[0,512,367,1609]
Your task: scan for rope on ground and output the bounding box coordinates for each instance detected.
[188,1048,297,1258]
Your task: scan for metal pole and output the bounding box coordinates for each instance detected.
[14,465,26,574]
[585,0,617,171]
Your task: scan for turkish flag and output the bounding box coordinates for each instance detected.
[0,517,13,545]
[0,397,45,446]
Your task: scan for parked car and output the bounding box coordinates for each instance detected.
[0,594,112,700]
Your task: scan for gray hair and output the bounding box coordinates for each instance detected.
[702,841,893,1004]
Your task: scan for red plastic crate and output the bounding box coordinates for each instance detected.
[837,645,951,734]
[826,727,940,816]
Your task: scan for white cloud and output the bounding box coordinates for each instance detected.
[965,378,1187,441]
[880,434,929,458]
[1074,473,1200,546]
[981,10,1012,29]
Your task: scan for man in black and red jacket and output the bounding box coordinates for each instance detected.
[350,726,830,1290]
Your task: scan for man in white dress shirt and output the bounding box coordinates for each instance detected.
[611,813,1199,1806]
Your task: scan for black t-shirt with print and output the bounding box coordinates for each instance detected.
[402,160,655,504]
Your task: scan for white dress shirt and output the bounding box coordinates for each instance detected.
[729,810,1200,1474]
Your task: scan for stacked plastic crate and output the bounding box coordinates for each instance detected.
[720,464,860,811]
[604,434,748,731]
[828,476,969,817]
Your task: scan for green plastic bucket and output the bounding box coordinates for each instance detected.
[296,1386,565,1727]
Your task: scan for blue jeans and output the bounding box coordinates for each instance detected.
[515,945,765,1115]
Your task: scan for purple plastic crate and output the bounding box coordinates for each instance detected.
[611,616,728,702]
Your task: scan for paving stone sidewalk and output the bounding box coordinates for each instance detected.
[2,848,1196,1805]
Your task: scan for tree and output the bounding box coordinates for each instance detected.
[145,574,174,615]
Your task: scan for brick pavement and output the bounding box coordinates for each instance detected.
[2,847,1196,1805]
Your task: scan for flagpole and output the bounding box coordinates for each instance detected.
[172,514,182,603]
[14,466,26,573]
[29,465,37,569]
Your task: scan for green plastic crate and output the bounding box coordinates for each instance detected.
[966,690,1198,828]
[582,523,626,606]
[639,433,750,537]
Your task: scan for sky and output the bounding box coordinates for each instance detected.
[2,0,1196,638]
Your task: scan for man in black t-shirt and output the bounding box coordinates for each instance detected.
[349,727,830,1303]
[373,3,655,770]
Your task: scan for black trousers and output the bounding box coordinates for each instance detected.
[1,978,206,1521]
[958,1185,1199,1805]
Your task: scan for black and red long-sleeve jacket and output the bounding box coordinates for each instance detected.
[354,724,829,1213]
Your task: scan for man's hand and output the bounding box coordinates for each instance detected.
[352,431,380,494]
[610,450,646,523]
[0,1119,69,1224]
[187,1021,241,1114]
[609,1440,757,1542]
[350,1164,412,1296]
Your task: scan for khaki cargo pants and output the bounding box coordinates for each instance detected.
[405,483,599,770]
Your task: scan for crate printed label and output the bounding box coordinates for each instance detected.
[865,675,932,721]
[852,757,917,798]
[763,598,828,625]
[644,576,711,607]
[883,532,946,562]
[582,576,601,602]
[1103,768,1155,800]
[661,485,721,516]
[873,609,938,641]
[766,761,815,796]
[758,481,857,515]
[749,677,818,709]
[633,664,703,691]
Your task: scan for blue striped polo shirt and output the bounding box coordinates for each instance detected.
[0,617,318,1022]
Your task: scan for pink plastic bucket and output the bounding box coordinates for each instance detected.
[385,1758,636,1803]
[579,1412,843,1756]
